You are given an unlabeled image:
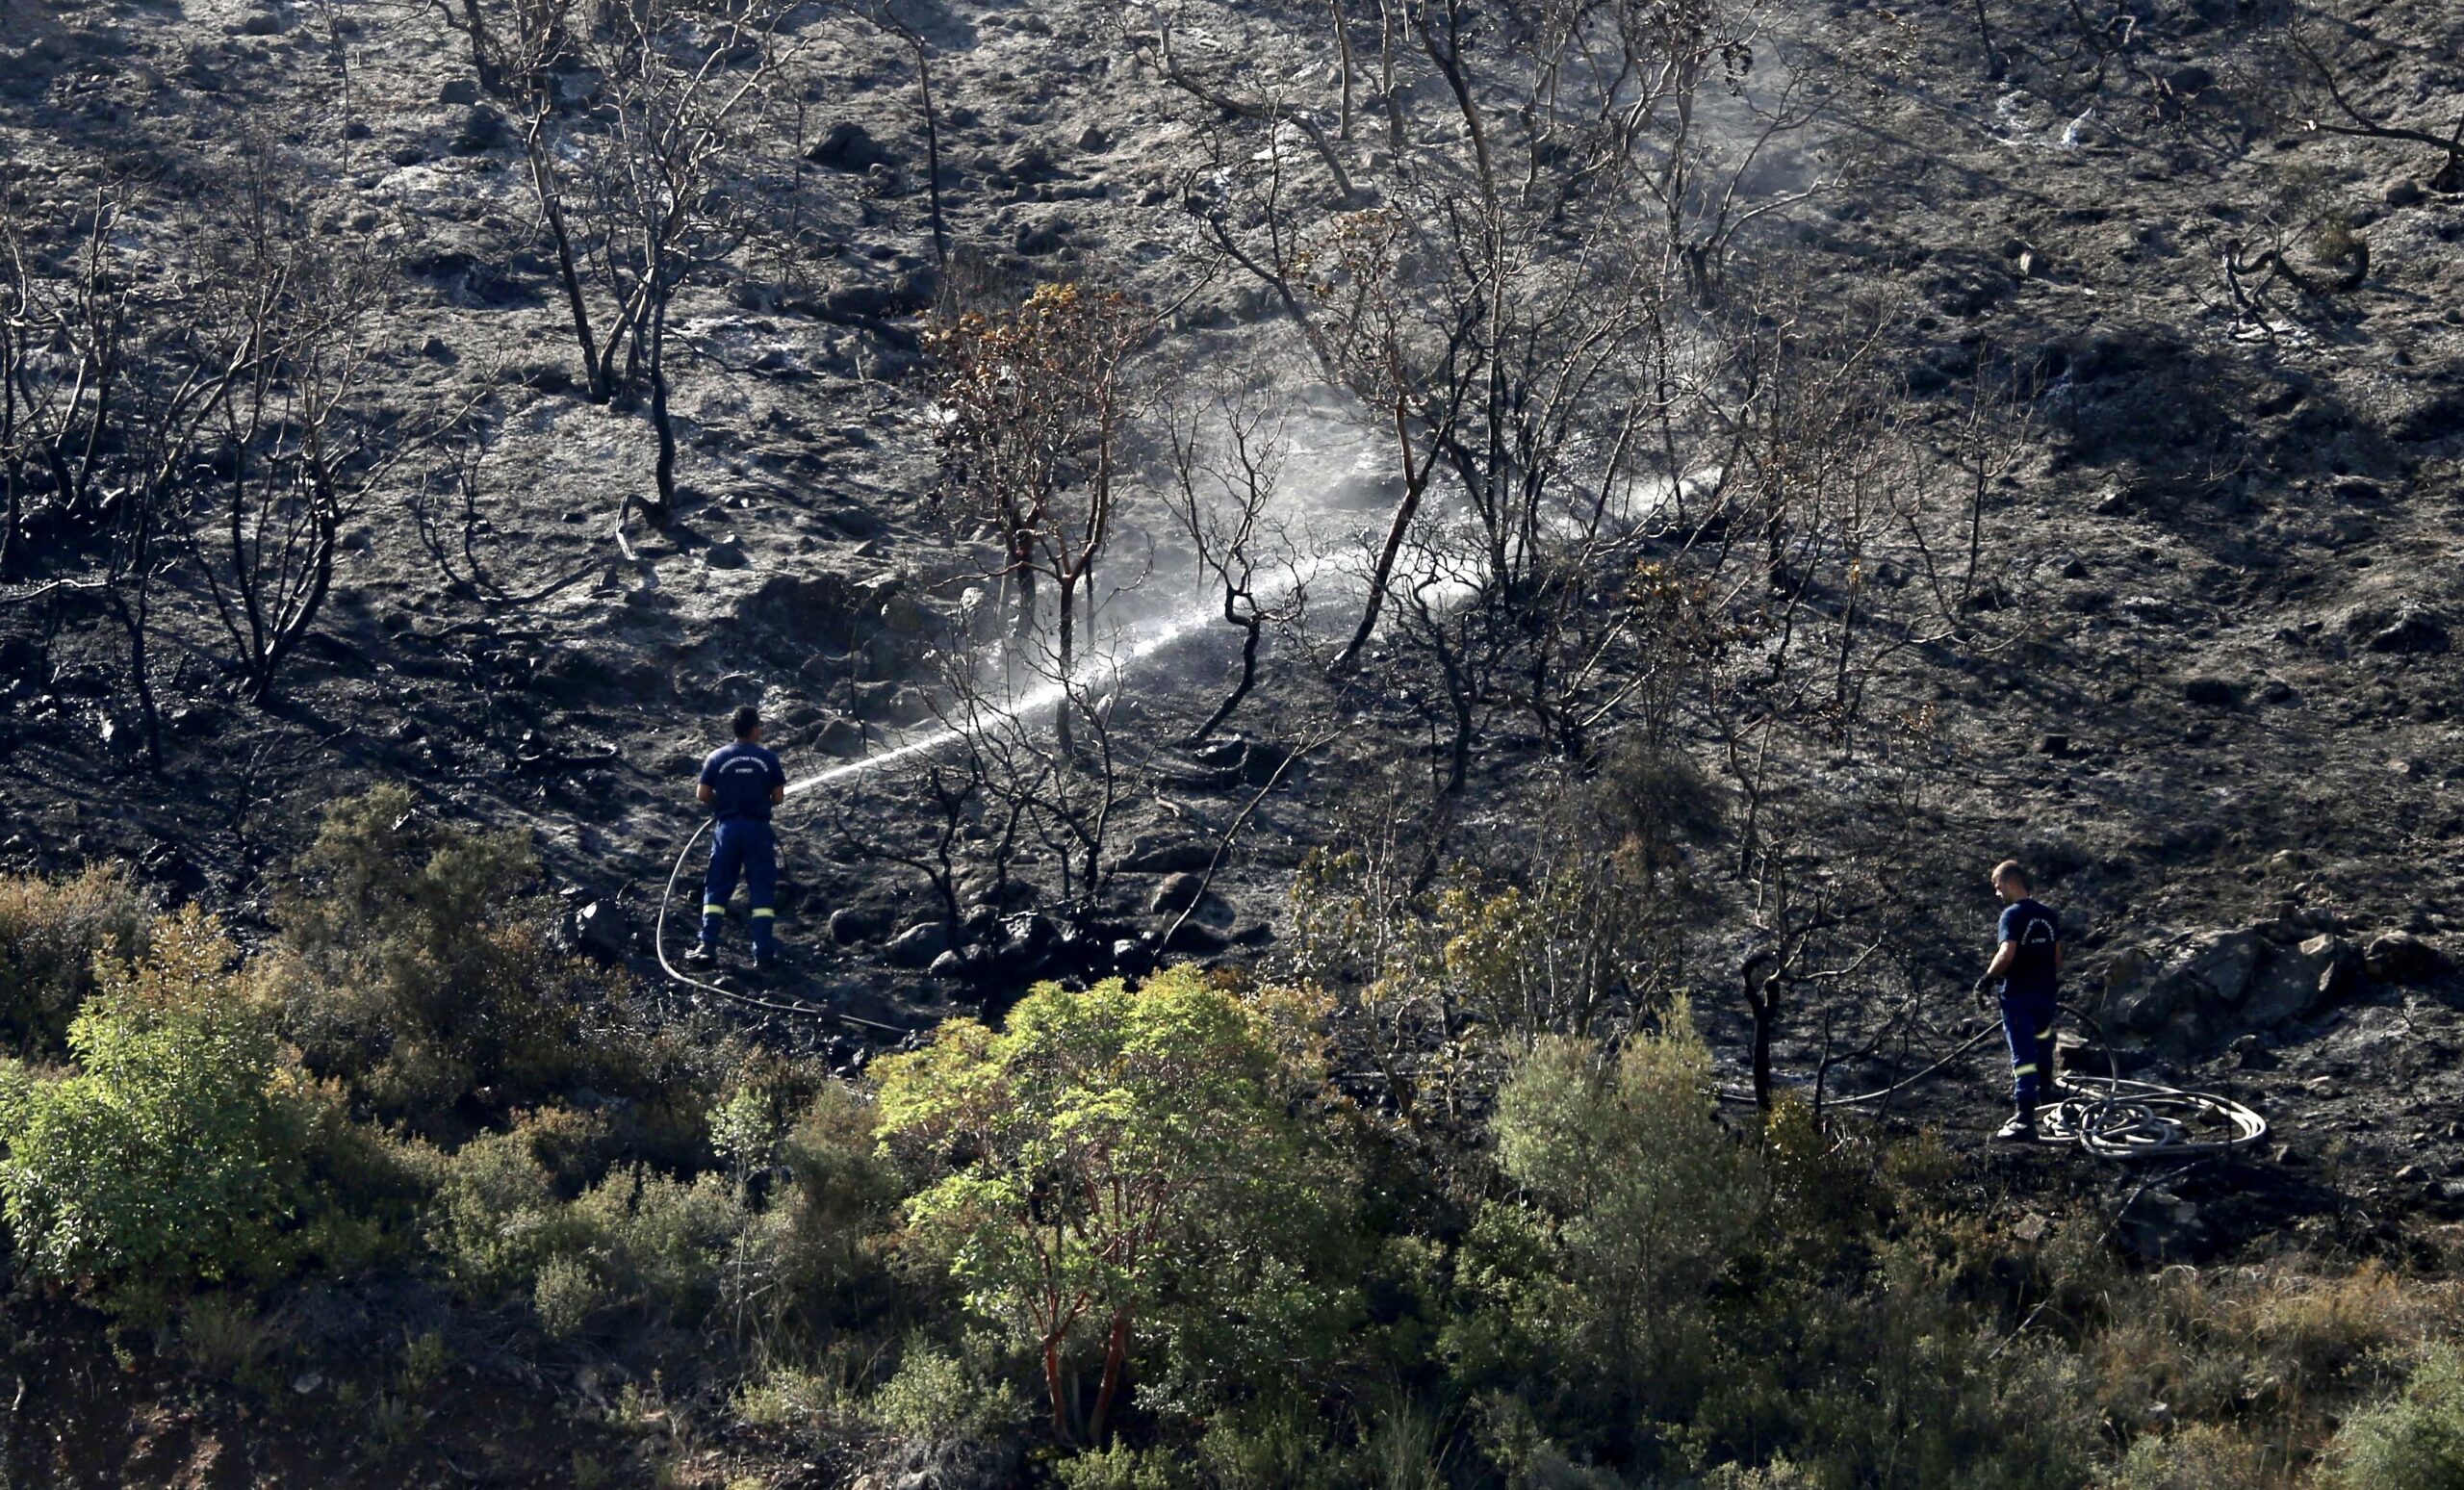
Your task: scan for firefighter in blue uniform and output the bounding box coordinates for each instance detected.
[685,706,788,970]
[1974,859,2064,1142]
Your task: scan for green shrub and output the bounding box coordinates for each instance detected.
[2326,1344,2464,1490]
[1053,1442,1190,1490]
[735,1346,870,1442]
[1464,1009,1757,1426]
[424,1120,593,1297]
[273,786,619,1127]
[0,909,304,1311]
[534,1252,604,1339]
[870,1341,1020,1443]
[571,1163,746,1321]
[0,864,154,1055]
[874,965,1355,1442]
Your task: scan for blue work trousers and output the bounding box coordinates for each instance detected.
[1999,989,2058,1110]
[701,818,778,955]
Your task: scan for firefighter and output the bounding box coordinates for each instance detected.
[1974,859,2063,1142]
[685,705,788,971]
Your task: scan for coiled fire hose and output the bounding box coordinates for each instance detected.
[1756,1000,2268,1161]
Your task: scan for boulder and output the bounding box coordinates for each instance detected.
[2241,933,2357,1026]
[2102,928,2265,1035]
[886,919,952,968]
[1116,835,1215,875]
[815,716,864,758]
[2366,931,2451,985]
[828,906,888,944]
[2367,612,2450,655]
[1150,872,1208,915]
[1163,921,1228,955]
[808,120,890,171]
[2180,676,2239,708]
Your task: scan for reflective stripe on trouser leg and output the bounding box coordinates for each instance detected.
[704,817,750,947]
[739,821,779,955]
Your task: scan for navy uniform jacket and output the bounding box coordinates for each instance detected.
[1996,897,2061,998]
[700,741,786,823]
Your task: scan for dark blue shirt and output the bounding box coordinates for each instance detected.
[700,740,785,822]
[1996,897,2061,998]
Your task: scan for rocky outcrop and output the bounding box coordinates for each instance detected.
[2100,926,2363,1046]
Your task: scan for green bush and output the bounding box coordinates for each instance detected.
[2326,1345,2464,1490]
[870,1340,1021,1443]
[424,1119,594,1298]
[874,965,1355,1442]
[0,863,154,1056]
[1053,1441,1190,1490]
[273,786,619,1127]
[1459,1009,1756,1431]
[0,909,304,1310]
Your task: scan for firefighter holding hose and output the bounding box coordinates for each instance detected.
[685,705,788,972]
[1975,859,2063,1142]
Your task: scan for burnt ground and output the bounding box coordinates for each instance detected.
[2,0,2463,1476]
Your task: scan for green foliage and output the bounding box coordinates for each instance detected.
[424,1119,589,1298]
[873,965,1353,1440]
[0,863,154,1056]
[0,909,305,1310]
[1469,1012,1756,1424]
[534,1252,604,1339]
[1053,1441,1191,1490]
[273,786,624,1127]
[2326,1345,2464,1490]
[870,1340,1020,1443]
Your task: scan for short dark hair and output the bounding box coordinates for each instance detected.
[731,705,762,739]
[1991,860,2030,890]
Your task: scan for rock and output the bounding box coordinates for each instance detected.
[2367,612,2450,655]
[2102,928,2265,1036]
[1014,216,1069,255]
[2365,931,2450,985]
[928,948,969,980]
[1150,872,1207,915]
[2180,676,2239,708]
[736,571,857,638]
[1163,921,1228,955]
[828,906,888,944]
[1116,835,1215,875]
[808,120,889,170]
[2241,934,2357,1026]
[886,920,951,968]
[1076,124,1111,152]
[2387,178,2425,208]
[440,77,481,106]
[450,105,507,154]
[2116,1187,2208,1263]
[816,716,864,758]
[571,900,629,961]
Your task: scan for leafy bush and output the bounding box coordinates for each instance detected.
[870,1340,1020,1443]
[424,1118,594,1298]
[273,786,618,1127]
[1461,1011,1757,1428]
[874,965,1354,1442]
[2325,1344,2464,1490]
[0,864,154,1055]
[0,909,303,1310]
